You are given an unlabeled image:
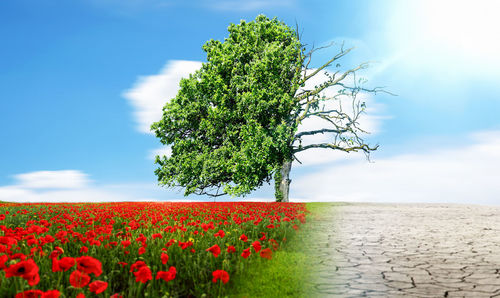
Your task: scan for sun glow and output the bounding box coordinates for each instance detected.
[418,0,500,61]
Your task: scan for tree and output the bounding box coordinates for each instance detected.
[152,15,384,202]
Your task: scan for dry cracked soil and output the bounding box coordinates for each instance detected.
[305,203,500,298]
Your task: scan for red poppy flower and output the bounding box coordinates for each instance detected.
[152,233,162,240]
[16,289,59,298]
[138,246,146,255]
[117,261,128,268]
[212,270,229,284]
[76,256,102,276]
[227,245,236,253]
[156,266,176,282]
[214,230,225,238]
[89,280,108,294]
[0,254,9,269]
[79,246,88,254]
[41,290,60,298]
[5,259,40,286]
[133,266,152,283]
[241,248,251,259]
[161,252,169,265]
[69,270,90,288]
[239,234,248,242]
[252,241,261,253]
[110,294,123,298]
[206,244,221,258]
[260,248,272,260]
[58,257,75,271]
[49,247,64,259]
[76,294,85,298]
[121,240,131,248]
[15,290,43,298]
[130,260,147,273]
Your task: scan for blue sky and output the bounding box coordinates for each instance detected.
[1,0,499,204]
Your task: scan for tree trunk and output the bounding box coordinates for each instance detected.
[274,160,292,202]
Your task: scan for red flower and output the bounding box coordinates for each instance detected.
[69,270,90,288]
[152,233,162,240]
[15,290,43,298]
[133,266,152,283]
[5,259,40,286]
[89,280,108,294]
[76,256,102,276]
[156,266,176,282]
[42,290,60,298]
[241,248,251,259]
[206,244,221,258]
[161,252,169,264]
[239,234,248,242]
[79,246,88,254]
[130,260,147,273]
[212,270,229,284]
[76,294,85,298]
[49,247,64,259]
[0,254,9,269]
[227,245,236,253]
[15,290,59,298]
[214,230,225,238]
[58,257,75,271]
[138,246,146,255]
[260,248,272,260]
[117,261,128,268]
[121,240,131,248]
[110,294,123,298]
[252,241,261,253]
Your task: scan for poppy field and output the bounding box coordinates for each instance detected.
[0,202,308,297]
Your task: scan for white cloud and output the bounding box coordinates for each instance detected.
[123,60,202,134]
[0,170,270,203]
[0,170,164,203]
[291,131,500,206]
[149,146,172,160]
[14,170,90,189]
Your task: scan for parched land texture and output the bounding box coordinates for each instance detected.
[305,203,500,297]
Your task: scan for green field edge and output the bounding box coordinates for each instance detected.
[227,202,337,298]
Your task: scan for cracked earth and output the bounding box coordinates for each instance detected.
[306,203,500,297]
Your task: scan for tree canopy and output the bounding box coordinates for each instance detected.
[152,15,382,201]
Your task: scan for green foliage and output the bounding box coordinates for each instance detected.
[152,15,304,197]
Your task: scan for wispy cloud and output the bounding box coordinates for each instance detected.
[14,170,90,189]
[123,60,202,134]
[149,146,172,160]
[0,170,158,202]
[292,130,500,205]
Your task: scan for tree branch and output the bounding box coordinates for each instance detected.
[296,62,369,103]
[295,128,348,138]
[300,46,354,85]
[293,143,378,154]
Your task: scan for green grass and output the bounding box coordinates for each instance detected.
[228,202,336,298]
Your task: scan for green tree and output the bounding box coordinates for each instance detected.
[152,15,382,202]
